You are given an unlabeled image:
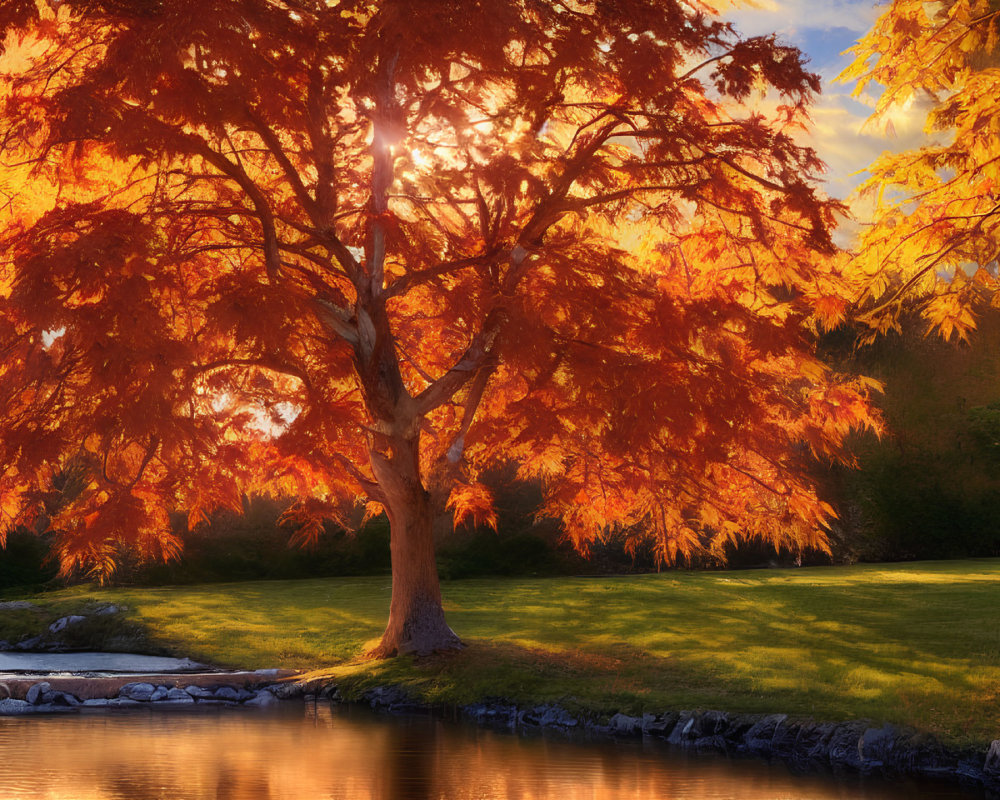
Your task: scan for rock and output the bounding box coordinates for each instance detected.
[608,713,642,736]
[107,697,142,707]
[799,722,838,763]
[82,698,111,707]
[984,740,1000,777]
[667,711,697,745]
[150,687,169,702]
[721,714,762,749]
[662,711,731,745]
[48,615,87,634]
[693,734,728,752]
[94,605,121,616]
[520,705,578,729]
[0,641,10,651]
[213,686,239,702]
[237,688,256,702]
[245,689,279,708]
[744,714,787,755]
[15,635,44,651]
[462,702,518,727]
[859,724,900,772]
[26,682,51,705]
[184,685,214,699]
[364,685,418,712]
[770,719,803,759]
[42,690,80,707]
[119,682,156,702]
[826,722,867,771]
[694,710,729,738]
[956,760,987,784]
[270,682,305,700]
[641,712,678,737]
[908,732,952,775]
[323,685,344,703]
[165,688,195,703]
[0,601,37,611]
[782,722,826,768]
[0,698,34,715]
[159,699,203,709]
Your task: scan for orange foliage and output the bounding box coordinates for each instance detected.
[0,0,879,586]
[446,482,498,532]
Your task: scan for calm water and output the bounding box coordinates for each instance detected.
[0,703,984,800]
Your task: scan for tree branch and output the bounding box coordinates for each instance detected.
[368,49,400,296]
[384,249,501,299]
[187,135,283,281]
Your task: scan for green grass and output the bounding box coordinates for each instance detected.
[9,560,1000,748]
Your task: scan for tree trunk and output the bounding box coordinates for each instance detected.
[367,433,462,658]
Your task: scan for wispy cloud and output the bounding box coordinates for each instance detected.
[713,0,930,244]
[723,0,882,39]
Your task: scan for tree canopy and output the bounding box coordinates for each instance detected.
[0,0,878,655]
[845,0,1000,341]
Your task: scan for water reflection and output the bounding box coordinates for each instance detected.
[0,704,982,800]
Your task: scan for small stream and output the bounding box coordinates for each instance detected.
[0,703,985,799]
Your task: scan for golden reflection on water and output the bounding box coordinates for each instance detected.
[0,705,977,800]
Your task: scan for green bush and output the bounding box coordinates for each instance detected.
[821,311,1000,562]
[123,495,391,585]
[0,528,59,594]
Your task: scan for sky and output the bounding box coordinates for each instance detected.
[723,0,928,242]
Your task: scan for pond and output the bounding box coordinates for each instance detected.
[0,703,984,799]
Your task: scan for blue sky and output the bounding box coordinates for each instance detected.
[722,0,927,240]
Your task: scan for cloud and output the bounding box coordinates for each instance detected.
[721,0,882,38]
[809,90,933,189]
[708,0,939,245]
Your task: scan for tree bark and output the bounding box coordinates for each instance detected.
[366,432,462,658]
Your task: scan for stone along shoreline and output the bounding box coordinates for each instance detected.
[8,672,997,796]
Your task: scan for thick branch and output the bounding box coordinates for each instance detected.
[445,361,495,464]
[413,302,510,416]
[189,137,283,280]
[368,50,400,296]
[306,66,338,224]
[243,106,322,225]
[243,105,361,281]
[384,249,501,299]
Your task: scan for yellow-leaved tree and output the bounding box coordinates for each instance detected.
[845,0,1000,340]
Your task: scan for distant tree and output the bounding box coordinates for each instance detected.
[0,0,878,656]
[845,0,1000,340]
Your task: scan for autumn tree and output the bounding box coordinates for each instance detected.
[0,0,878,656]
[845,0,1000,340]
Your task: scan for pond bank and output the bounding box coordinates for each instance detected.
[0,667,297,706]
[1,667,998,795]
[332,681,1000,797]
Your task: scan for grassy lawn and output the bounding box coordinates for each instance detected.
[6,559,1000,748]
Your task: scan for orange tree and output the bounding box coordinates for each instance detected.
[0,0,878,656]
[845,0,1000,340]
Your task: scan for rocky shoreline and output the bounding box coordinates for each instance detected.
[1,672,998,796]
[4,604,995,793]
[0,672,321,719]
[351,684,1000,797]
